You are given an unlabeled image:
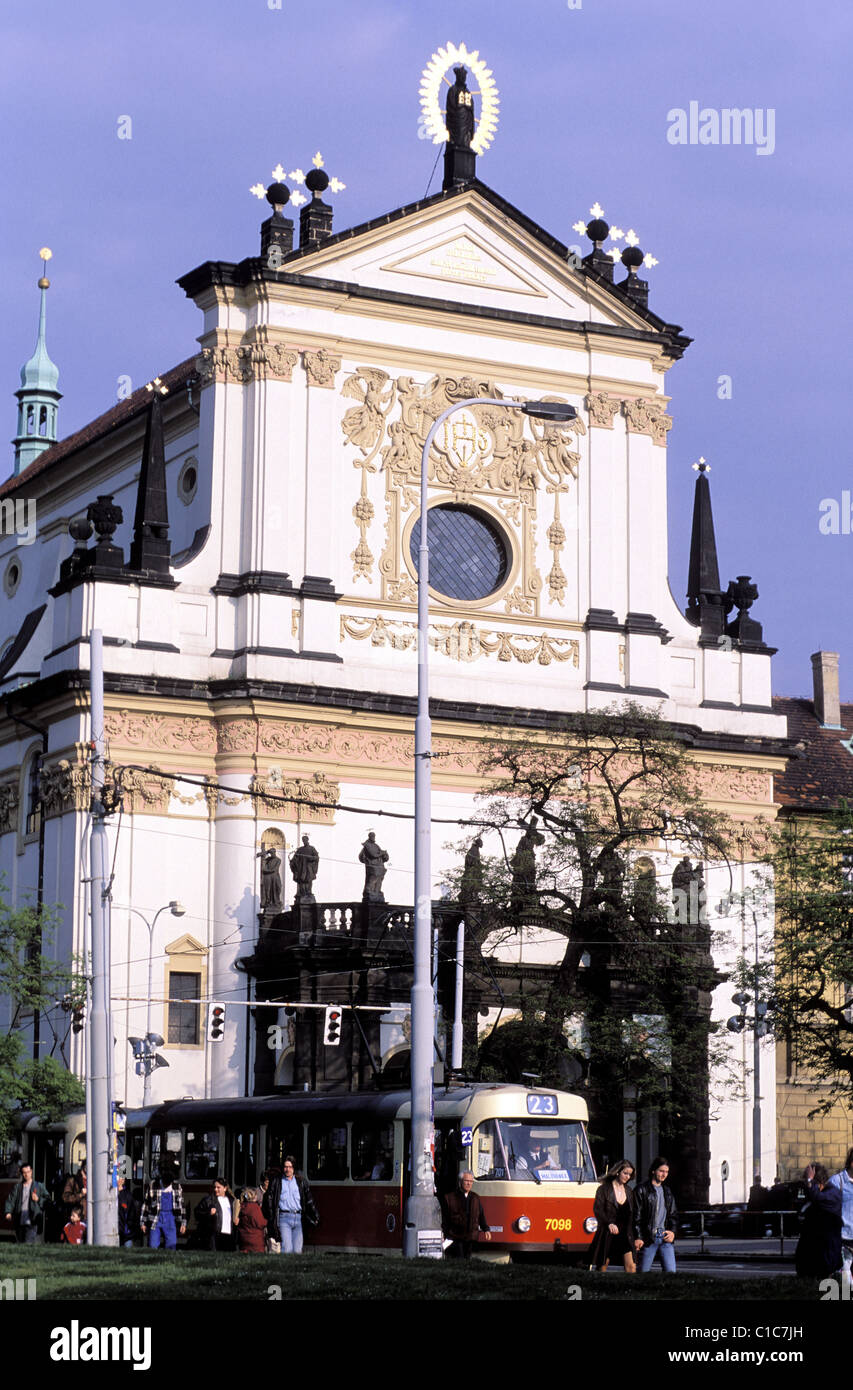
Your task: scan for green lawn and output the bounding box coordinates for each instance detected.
[0,1246,821,1300]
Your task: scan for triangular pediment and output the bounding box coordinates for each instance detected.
[165,932,206,956]
[290,186,655,333]
[381,229,547,298]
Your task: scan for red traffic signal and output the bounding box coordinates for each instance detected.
[207,1003,226,1042]
[323,1005,342,1047]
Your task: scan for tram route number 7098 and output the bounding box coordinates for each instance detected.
[526,1094,557,1115]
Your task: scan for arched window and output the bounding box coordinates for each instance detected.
[38,406,48,437]
[25,752,42,837]
[26,406,35,436]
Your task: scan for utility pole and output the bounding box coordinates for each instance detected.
[88,630,118,1244]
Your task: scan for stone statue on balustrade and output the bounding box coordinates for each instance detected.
[460,836,484,906]
[510,817,544,915]
[359,831,389,903]
[290,834,319,903]
[257,847,283,912]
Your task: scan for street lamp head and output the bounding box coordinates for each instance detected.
[521,400,577,423]
[169,901,186,917]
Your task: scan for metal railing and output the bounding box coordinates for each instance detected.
[681,1208,798,1257]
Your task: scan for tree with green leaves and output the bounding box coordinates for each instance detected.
[0,891,86,1144]
[771,803,853,1115]
[444,703,739,1204]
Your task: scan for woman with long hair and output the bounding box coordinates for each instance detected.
[588,1159,637,1273]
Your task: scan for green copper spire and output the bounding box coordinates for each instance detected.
[13,249,61,475]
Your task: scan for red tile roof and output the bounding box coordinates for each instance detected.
[772,696,853,810]
[0,358,197,499]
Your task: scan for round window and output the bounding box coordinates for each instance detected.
[3,560,21,598]
[178,457,199,506]
[409,505,509,601]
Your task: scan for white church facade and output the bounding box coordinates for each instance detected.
[0,100,792,1203]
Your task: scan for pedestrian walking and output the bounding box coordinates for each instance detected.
[633,1157,678,1273]
[441,1170,492,1259]
[588,1160,636,1273]
[828,1147,853,1283]
[262,1157,319,1254]
[4,1162,47,1244]
[117,1175,140,1248]
[196,1177,238,1251]
[140,1163,186,1250]
[235,1187,268,1253]
[795,1163,843,1278]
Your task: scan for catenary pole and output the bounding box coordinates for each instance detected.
[89,630,118,1244]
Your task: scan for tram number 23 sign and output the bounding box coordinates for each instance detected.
[526,1094,558,1116]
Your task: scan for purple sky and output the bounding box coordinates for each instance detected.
[2,0,849,699]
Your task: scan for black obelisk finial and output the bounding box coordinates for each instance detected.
[130,380,171,576]
[685,459,728,637]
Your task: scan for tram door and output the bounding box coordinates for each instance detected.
[30,1133,66,1188]
[402,1122,460,1198]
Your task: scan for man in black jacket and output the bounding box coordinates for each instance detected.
[633,1157,678,1273]
[442,1171,491,1259]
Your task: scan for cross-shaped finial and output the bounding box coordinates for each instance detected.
[293,151,347,198]
[249,164,307,208]
[145,378,169,396]
[692,457,710,473]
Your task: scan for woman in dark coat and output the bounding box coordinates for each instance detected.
[588,1159,637,1273]
[795,1163,842,1277]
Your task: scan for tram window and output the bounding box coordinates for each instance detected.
[307,1124,348,1181]
[150,1130,182,1178]
[351,1122,394,1180]
[0,1139,23,1178]
[31,1134,66,1187]
[233,1130,257,1190]
[185,1129,220,1180]
[126,1130,145,1183]
[474,1120,596,1182]
[267,1126,304,1175]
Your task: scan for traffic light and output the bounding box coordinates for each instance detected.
[72,1004,85,1034]
[207,1003,226,1042]
[323,1005,342,1047]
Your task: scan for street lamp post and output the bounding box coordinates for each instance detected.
[404,394,577,1258]
[125,901,185,1104]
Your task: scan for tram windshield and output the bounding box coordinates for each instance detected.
[473,1120,595,1183]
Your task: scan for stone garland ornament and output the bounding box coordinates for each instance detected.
[250,770,340,824]
[340,613,580,667]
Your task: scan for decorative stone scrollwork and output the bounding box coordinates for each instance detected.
[195,342,300,385]
[586,391,621,429]
[250,770,340,824]
[216,718,258,754]
[622,396,672,446]
[39,759,91,818]
[340,614,579,667]
[114,765,174,815]
[105,709,217,753]
[0,782,19,834]
[341,368,586,612]
[303,348,342,389]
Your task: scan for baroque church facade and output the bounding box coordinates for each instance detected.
[0,88,793,1203]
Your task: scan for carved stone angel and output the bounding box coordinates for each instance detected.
[341,368,395,454]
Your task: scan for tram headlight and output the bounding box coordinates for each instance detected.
[583,1216,598,1234]
[515,1215,531,1233]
